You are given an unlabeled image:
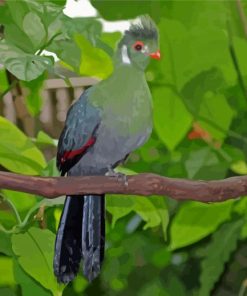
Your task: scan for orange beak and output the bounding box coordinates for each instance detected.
[149,50,161,60]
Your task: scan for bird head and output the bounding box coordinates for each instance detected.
[118,15,160,70]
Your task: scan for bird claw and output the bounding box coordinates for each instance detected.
[106,166,128,186]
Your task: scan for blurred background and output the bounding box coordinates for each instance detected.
[0,0,247,295]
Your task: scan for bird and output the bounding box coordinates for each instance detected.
[54,15,160,283]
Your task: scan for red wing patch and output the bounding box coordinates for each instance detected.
[61,137,96,164]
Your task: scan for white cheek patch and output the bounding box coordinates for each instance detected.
[121,45,131,64]
[141,45,149,54]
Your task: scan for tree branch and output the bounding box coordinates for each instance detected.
[0,171,247,203]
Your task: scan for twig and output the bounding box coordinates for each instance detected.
[236,0,247,39]
[227,21,247,101]
[34,205,46,229]
[0,171,247,203]
[239,278,247,296]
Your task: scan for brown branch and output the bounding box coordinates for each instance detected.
[0,171,247,203]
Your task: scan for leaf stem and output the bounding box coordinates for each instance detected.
[0,224,16,234]
[238,278,247,296]
[0,79,18,100]
[36,32,62,56]
[235,0,247,39]
[0,193,22,224]
[19,201,44,228]
[227,21,247,102]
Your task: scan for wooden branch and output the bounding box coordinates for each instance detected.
[0,171,247,203]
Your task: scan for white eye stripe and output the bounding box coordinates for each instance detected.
[121,45,131,64]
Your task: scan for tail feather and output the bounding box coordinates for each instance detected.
[54,194,105,283]
[54,195,84,283]
[82,195,105,282]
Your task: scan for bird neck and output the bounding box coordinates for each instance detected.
[113,46,147,72]
[89,51,149,109]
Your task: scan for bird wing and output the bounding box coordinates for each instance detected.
[57,88,101,175]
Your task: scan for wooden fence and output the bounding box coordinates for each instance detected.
[0,76,98,138]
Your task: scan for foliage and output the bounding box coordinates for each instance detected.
[0,0,247,296]
[199,219,243,296]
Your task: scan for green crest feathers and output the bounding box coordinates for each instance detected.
[126,15,158,41]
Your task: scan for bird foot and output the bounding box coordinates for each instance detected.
[106,166,128,186]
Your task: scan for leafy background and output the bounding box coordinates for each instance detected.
[0,0,247,295]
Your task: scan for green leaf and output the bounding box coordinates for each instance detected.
[115,167,137,175]
[107,168,168,234]
[41,158,60,177]
[35,131,57,148]
[72,275,88,294]
[97,32,122,56]
[0,232,13,256]
[164,276,187,296]
[231,160,247,175]
[150,247,171,268]
[233,198,247,239]
[50,39,81,72]
[0,257,15,286]
[181,68,227,115]
[3,0,64,52]
[165,0,228,30]
[107,195,136,227]
[170,201,233,250]
[100,32,122,50]
[198,93,235,140]
[184,147,228,180]
[153,86,192,150]
[149,196,169,240]
[233,36,247,78]
[0,116,46,174]
[47,16,103,72]
[1,190,37,219]
[13,260,52,296]
[107,195,161,230]
[0,288,16,296]
[0,209,17,229]
[75,34,113,79]
[139,137,161,163]
[4,22,35,53]
[0,69,8,95]
[0,198,19,230]
[150,15,236,94]
[62,16,102,45]
[4,0,36,53]
[138,279,169,296]
[199,219,243,296]
[240,219,247,240]
[22,73,46,116]
[134,197,161,230]
[155,18,236,90]
[90,0,165,21]
[6,0,30,29]
[12,227,63,295]
[22,12,46,49]
[0,41,53,81]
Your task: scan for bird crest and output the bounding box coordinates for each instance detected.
[126,15,158,41]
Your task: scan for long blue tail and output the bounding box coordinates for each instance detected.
[54,195,105,283]
[82,195,105,282]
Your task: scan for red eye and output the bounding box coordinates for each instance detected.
[133,41,144,51]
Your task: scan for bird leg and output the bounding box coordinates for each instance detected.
[106,166,128,186]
